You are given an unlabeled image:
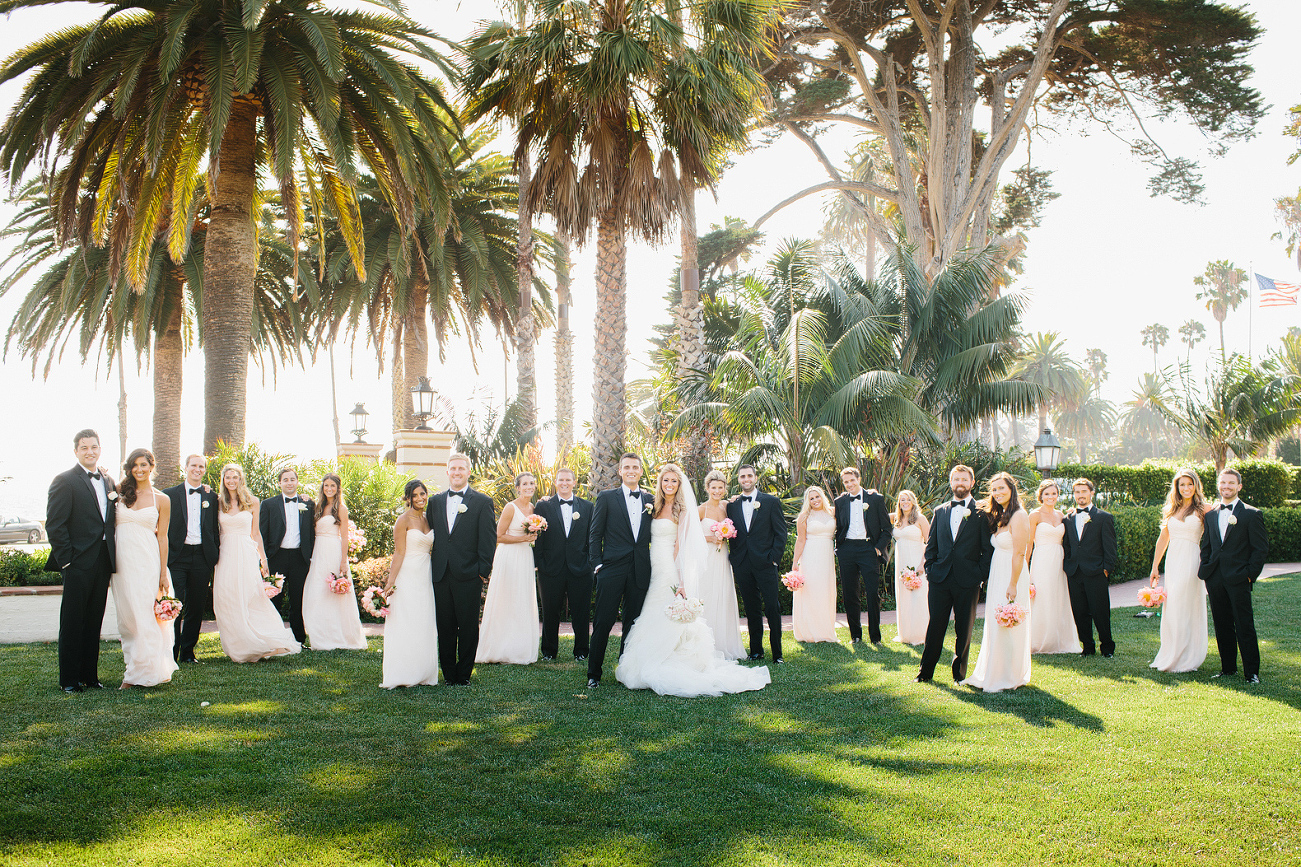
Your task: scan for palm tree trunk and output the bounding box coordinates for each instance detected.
[1218,317,1226,363]
[328,343,341,449]
[402,285,428,430]
[390,318,406,434]
[1009,413,1022,449]
[201,100,260,453]
[515,150,537,432]
[590,205,629,491]
[152,286,184,483]
[117,357,128,472]
[677,181,711,482]
[554,229,574,450]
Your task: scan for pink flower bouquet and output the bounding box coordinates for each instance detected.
[1138,586,1167,608]
[781,570,805,591]
[901,566,923,591]
[525,514,548,546]
[153,596,183,622]
[328,573,352,595]
[664,594,705,623]
[1028,583,1036,602]
[361,586,390,618]
[263,573,285,598]
[711,518,737,541]
[993,603,1027,628]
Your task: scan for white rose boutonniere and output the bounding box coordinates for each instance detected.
[457,504,468,514]
[202,501,210,509]
[1227,514,1238,526]
[571,512,581,520]
[1082,514,1092,526]
[296,502,308,512]
[753,500,762,510]
[955,506,970,521]
[107,491,118,501]
[644,501,654,514]
[861,502,870,512]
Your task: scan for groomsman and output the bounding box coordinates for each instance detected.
[1199,468,1269,684]
[1061,478,1118,658]
[427,453,496,685]
[833,467,892,644]
[163,455,220,662]
[45,429,117,693]
[260,468,315,644]
[533,468,593,661]
[726,464,789,663]
[916,465,992,683]
[586,453,654,688]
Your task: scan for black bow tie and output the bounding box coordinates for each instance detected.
[1221,503,1234,511]
[628,490,641,499]
[449,491,465,499]
[87,471,102,480]
[285,496,298,503]
[559,499,574,506]
[742,495,754,502]
[850,494,861,501]
[951,500,965,508]
[188,488,202,496]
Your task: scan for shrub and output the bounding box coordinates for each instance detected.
[203,442,296,501]
[1054,460,1295,509]
[1110,507,1163,582]
[1229,459,1294,509]
[351,555,393,623]
[297,458,414,560]
[1263,508,1301,561]
[0,548,54,586]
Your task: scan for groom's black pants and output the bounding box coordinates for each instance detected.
[587,557,647,682]
[433,576,484,684]
[1067,570,1113,656]
[837,540,882,642]
[734,557,783,659]
[1206,574,1259,677]
[171,544,213,660]
[917,580,979,682]
[268,548,310,644]
[58,544,112,688]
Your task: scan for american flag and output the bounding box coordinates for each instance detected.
[1256,273,1300,307]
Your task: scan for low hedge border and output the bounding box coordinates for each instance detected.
[0,549,55,587]
[1055,460,1296,509]
[1111,506,1301,582]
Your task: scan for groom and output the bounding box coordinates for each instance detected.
[726,464,789,663]
[427,453,496,685]
[163,454,220,663]
[586,453,654,688]
[1199,467,1269,683]
[259,468,315,644]
[45,429,118,693]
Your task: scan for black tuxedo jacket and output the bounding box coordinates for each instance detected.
[258,494,316,565]
[45,465,118,572]
[833,489,892,555]
[427,488,496,583]
[923,499,993,589]
[163,483,220,567]
[726,491,789,569]
[532,494,592,578]
[1061,505,1118,577]
[588,487,653,588]
[1199,501,1268,586]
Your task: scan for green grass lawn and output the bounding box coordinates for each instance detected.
[2,576,1299,867]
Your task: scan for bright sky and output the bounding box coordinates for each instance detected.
[1,0,1299,518]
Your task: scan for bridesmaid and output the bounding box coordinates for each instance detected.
[791,486,838,643]
[1149,469,1212,673]
[890,490,929,645]
[381,481,438,687]
[698,470,745,659]
[962,472,1031,693]
[301,474,367,651]
[112,449,178,688]
[1026,480,1081,654]
[475,473,542,665]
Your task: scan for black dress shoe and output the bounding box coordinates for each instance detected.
[851,637,863,645]
[574,654,588,662]
[913,675,932,683]
[1246,674,1261,684]
[747,652,764,661]
[178,656,199,664]
[1102,653,1114,659]
[540,655,557,661]
[773,657,785,664]
[1211,671,1238,679]
[61,685,83,694]
[81,681,105,689]
[1080,650,1096,657]
[586,678,599,689]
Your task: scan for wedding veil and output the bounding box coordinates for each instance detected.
[673,473,709,599]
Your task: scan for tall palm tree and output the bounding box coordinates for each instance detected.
[1193,260,1249,362]
[463,0,777,489]
[0,0,458,452]
[1122,372,1174,459]
[1085,348,1108,398]
[1140,323,1169,374]
[1178,319,1206,363]
[1055,395,1117,464]
[553,229,575,449]
[1011,332,1088,440]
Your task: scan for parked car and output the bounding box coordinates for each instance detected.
[0,516,45,544]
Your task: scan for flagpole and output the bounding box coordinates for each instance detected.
[1248,261,1254,361]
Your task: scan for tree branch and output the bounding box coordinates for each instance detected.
[751,181,900,230]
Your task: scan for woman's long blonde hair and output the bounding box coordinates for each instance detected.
[892,489,921,527]
[218,463,257,513]
[1162,468,1207,520]
[797,485,834,523]
[654,463,686,523]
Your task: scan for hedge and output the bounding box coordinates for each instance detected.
[0,548,55,586]
[1110,506,1301,582]
[1054,459,1295,509]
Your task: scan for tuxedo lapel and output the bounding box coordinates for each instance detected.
[77,469,105,526]
[938,505,954,545]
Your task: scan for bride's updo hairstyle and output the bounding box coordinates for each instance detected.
[218,462,257,513]
[654,463,687,523]
[403,479,428,507]
[1162,468,1206,520]
[119,448,156,508]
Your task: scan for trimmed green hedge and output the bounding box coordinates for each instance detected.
[0,548,55,586]
[1110,506,1301,582]
[1055,460,1295,509]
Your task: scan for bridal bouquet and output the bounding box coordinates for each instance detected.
[153,596,183,622]
[781,570,805,591]
[1138,586,1166,608]
[664,590,705,623]
[361,586,390,618]
[328,573,352,595]
[901,566,923,591]
[525,514,548,546]
[993,602,1027,628]
[263,573,285,598]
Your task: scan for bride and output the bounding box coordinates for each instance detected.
[616,464,771,697]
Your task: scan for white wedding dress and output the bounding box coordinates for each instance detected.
[891,522,929,645]
[381,529,439,688]
[616,485,771,697]
[112,504,178,686]
[301,514,368,650]
[212,510,301,663]
[1028,521,1080,654]
[962,531,1031,692]
[1150,514,1208,673]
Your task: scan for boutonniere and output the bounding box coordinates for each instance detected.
[1081,514,1092,526]
[295,502,308,512]
[1227,514,1238,526]
[955,506,969,520]
[571,512,581,520]
[106,491,118,502]
[861,502,870,512]
[201,501,210,509]
[457,504,468,514]
[753,500,762,510]
[644,501,654,514]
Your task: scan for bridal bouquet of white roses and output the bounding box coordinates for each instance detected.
[665,588,705,623]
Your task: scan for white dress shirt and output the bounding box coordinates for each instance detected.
[88,471,108,522]
[447,487,469,533]
[740,491,759,530]
[950,496,971,538]
[846,492,867,540]
[558,499,574,537]
[623,485,644,541]
[1218,499,1238,540]
[185,487,203,544]
[1074,507,1090,540]
[282,497,301,548]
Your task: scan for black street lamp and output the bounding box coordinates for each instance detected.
[1034,427,1063,475]
[349,403,369,443]
[411,377,436,430]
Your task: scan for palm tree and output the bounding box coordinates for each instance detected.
[463,0,778,489]
[1011,332,1088,440]
[1140,323,1170,373]
[1085,348,1108,398]
[1178,319,1206,363]
[1193,260,1249,361]
[1055,395,1117,464]
[1122,372,1175,459]
[553,229,575,449]
[0,0,458,452]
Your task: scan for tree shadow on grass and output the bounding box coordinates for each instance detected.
[935,682,1104,731]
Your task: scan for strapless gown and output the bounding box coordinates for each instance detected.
[962,531,1030,692]
[616,519,771,696]
[698,517,745,659]
[381,529,439,687]
[1028,521,1081,654]
[302,514,367,650]
[212,510,301,663]
[1151,514,1208,673]
[891,522,928,645]
[476,508,541,664]
[112,504,178,686]
[793,512,837,643]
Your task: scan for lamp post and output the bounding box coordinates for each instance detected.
[1034,427,1063,475]
[411,377,436,430]
[349,403,369,443]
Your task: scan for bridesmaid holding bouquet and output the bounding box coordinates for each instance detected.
[1026,481,1080,655]
[301,473,367,650]
[475,473,541,665]
[698,470,746,659]
[891,490,929,645]
[381,481,438,688]
[790,486,838,643]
